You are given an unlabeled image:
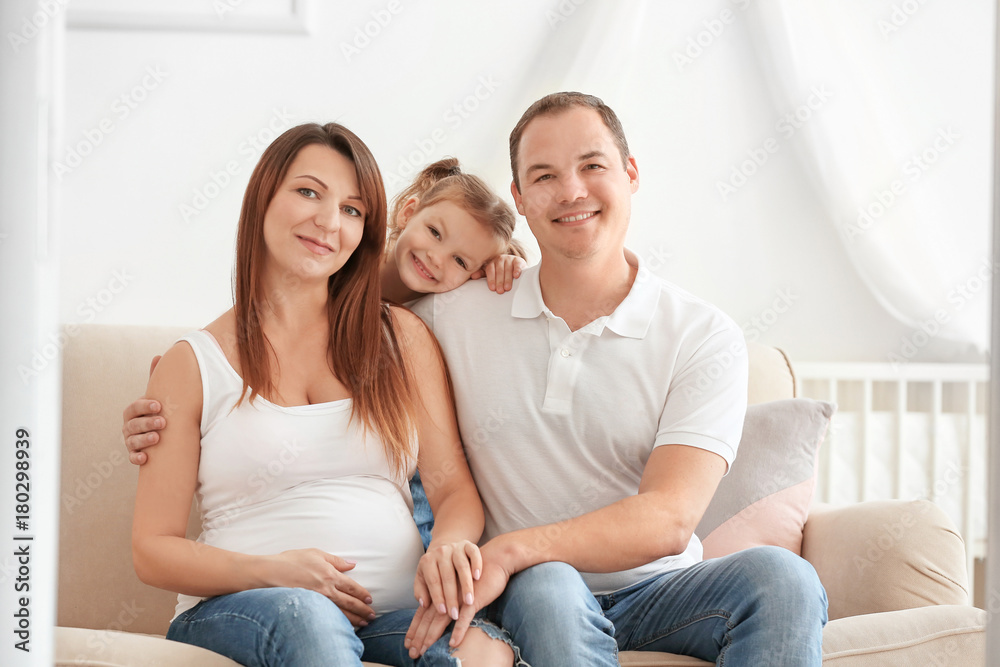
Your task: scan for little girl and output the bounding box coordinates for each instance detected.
[378,159,528,556]
[380,158,527,305]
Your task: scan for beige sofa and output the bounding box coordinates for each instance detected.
[56,324,987,666]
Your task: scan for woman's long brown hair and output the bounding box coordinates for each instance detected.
[233,122,415,479]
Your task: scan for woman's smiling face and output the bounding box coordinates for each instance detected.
[262,143,367,285]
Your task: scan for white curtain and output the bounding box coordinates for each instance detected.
[744,0,990,354]
[456,0,649,181]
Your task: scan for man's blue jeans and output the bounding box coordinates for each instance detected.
[484,546,828,666]
[167,588,465,666]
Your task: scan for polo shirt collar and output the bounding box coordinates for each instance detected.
[510,263,547,319]
[510,250,660,339]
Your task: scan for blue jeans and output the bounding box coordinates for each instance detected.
[484,546,828,666]
[167,588,464,666]
[410,470,434,550]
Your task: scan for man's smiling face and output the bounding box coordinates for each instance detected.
[511,105,639,262]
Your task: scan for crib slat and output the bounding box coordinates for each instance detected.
[896,381,907,499]
[930,380,942,502]
[965,381,976,583]
[824,379,838,503]
[861,379,872,502]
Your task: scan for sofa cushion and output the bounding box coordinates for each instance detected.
[58,605,987,667]
[820,605,985,666]
[55,627,391,666]
[612,605,986,666]
[55,627,241,666]
[696,398,834,558]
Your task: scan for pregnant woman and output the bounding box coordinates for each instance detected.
[130,122,513,666]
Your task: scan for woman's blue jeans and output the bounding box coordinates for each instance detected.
[167,588,463,666]
[483,545,828,666]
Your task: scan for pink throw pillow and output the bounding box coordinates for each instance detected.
[695,398,835,558]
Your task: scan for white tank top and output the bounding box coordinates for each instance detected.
[174,330,424,619]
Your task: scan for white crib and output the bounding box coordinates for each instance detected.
[795,362,989,594]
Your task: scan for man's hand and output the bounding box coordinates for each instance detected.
[122,355,164,464]
[404,604,454,658]
[449,558,510,647]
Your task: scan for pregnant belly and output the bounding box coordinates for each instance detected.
[200,476,426,615]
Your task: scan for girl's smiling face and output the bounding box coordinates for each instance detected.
[393,198,503,294]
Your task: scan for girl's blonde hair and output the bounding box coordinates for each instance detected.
[387,158,526,263]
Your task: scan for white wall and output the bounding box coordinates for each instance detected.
[56,0,994,362]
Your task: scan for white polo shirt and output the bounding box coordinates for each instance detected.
[409,253,748,593]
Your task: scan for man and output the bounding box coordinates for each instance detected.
[125,93,827,665]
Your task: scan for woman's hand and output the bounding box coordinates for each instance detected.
[471,254,526,294]
[405,552,513,657]
[413,539,482,620]
[403,539,481,657]
[264,548,376,626]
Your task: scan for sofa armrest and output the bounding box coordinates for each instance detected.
[801,499,970,621]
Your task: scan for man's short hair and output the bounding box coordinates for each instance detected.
[508,91,631,190]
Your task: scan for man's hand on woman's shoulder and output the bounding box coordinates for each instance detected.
[122,354,165,465]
